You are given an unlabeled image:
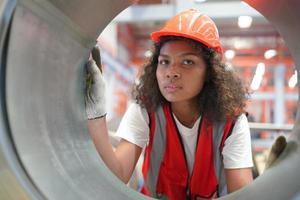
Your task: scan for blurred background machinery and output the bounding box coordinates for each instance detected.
[99,0,297,176]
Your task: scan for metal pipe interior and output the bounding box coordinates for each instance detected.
[0,0,300,199]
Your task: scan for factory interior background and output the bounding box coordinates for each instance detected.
[89,0,298,190]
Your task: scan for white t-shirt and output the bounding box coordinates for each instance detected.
[116,103,253,174]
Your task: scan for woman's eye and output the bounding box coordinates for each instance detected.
[158,59,169,65]
[182,59,194,65]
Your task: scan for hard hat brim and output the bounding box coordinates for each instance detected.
[151,31,223,55]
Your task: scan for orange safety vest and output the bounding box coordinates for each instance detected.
[141,104,235,200]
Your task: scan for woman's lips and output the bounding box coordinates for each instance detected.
[164,84,181,93]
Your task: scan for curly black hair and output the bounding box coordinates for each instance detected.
[132,36,249,122]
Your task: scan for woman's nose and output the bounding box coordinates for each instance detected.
[166,64,180,79]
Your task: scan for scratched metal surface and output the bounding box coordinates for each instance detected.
[2,0,148,199]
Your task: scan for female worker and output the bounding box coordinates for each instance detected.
[85,9,253,200]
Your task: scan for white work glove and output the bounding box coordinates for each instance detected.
[85,46,106,119]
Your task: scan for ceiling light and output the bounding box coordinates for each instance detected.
[288,70,298,88]
[233,39,252,49]
[225,50,235,60]
[251,75,263,90]
[194,0,207,3]
[144,50,153,58]
[233,40,242,49]
[255,62,265,76]
[264,49,277,59]
[238,16,253,28]
[251,62,265,90]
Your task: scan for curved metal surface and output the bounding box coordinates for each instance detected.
[1,0,148,199]
[0,0,46,199]
[1,0,300,199]
[220,0,300,199]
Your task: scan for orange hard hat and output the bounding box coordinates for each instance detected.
[151,9,223,54]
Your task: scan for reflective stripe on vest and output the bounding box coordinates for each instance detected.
[142,104,235,199]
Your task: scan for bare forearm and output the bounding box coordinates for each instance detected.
[225,168,253,193]
[87,117,125,182]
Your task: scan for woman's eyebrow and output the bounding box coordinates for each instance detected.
[180,52,200,57]
[159,52,199,57]
[158,54,169,57]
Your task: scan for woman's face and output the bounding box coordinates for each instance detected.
[156,40,207,104]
